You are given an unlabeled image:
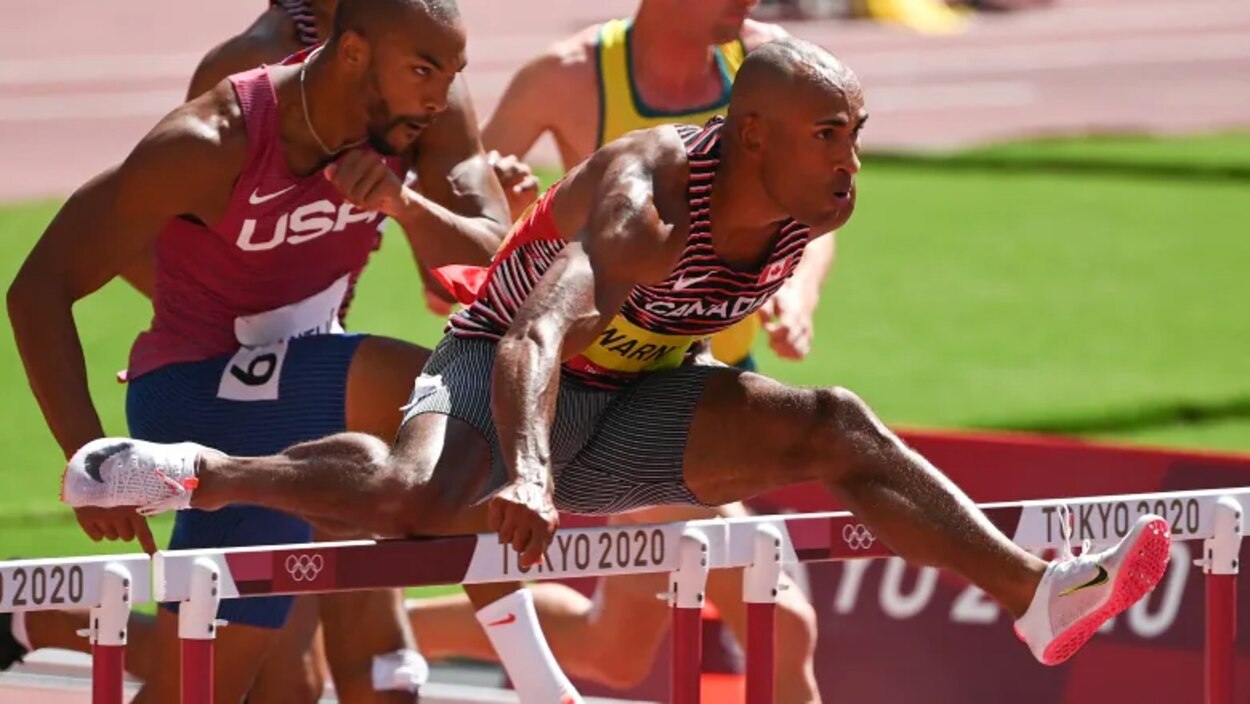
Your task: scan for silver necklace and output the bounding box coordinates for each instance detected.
[299,47,366,156]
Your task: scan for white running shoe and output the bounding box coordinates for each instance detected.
[61,438,205,516]
[1015,511,1172,665]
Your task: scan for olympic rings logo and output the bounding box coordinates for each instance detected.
[285,553,325,582]
[842,523,876,551]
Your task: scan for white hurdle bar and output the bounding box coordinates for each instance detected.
[0,554,149,704]
[3,487,1246,703]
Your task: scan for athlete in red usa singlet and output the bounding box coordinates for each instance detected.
[119,0,456,318]
[68,39,1174,686]
[127,61,393,376]
[119,0,340,299]
[2,2,432,701]
[8,2,598,702]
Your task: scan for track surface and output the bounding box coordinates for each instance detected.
[1,0,1247,200]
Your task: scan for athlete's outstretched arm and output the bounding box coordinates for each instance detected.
[8,94,243,551]
[398,76,512,267]
[480,50,566,162]
[479,53,556,220]
[489,154,678,568]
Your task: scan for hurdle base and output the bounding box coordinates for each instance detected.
[1202,496,1243,704]
[669,530,710,704]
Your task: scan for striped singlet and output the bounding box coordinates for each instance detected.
[594,17,759,365]
[446,117,810,390]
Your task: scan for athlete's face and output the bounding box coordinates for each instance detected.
[755,77,865,233]
[675,0,758,45]
[359,12,467,156]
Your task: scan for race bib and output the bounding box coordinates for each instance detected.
[232,275,348,348]
[217,276,349,401]
[218,341,289,401]
[580,315,693,375]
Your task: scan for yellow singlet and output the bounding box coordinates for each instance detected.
[594,18,760,366]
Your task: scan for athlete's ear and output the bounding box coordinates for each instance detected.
[336,30,371,73]
[739,114,765,156]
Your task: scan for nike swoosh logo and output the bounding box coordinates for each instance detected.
[1059,565,1109,597]
[82,442,132,483]
[248,185,296,205]
[486,613,517,627]
[672,271,714,291]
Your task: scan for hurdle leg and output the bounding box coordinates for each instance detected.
[669,530,710,704]
[83,562,133,704]
[744,524,784,704]
[178,557,223,704]
[1202,496,1244,704]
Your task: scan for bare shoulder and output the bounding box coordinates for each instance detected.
[583,126,687,196]
[124,83,250,215]
[520,24,600,93]
[740,19,790,51]
[174,81,250,157]
[484,23,603,158]
[604,127,689,280]
[188,7,301,99]
[228,6,303,63]
[579,126,689,256]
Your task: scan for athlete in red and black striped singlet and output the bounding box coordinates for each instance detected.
[446,117,811,389]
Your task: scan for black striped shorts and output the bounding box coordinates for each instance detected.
[400,334,716,515]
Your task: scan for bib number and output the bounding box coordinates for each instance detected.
[218,342,289,401]
[216,275,350,402]
[233,275,348,347]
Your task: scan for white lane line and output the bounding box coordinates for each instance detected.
[0,53,202,87]
[0,89,183,121]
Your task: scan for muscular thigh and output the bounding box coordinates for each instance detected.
[682,369,827,507]
[390,336,508,513]
[345,335,431,441]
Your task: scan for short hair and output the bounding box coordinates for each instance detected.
[330,0,460,41]
[732,37,855,101]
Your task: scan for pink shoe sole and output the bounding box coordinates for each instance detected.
[1041,517,1172,665]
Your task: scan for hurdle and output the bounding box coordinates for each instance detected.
[0,487,1242,702]
[0,554,149,704]
[142,486,1247,704]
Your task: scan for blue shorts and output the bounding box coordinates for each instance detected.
[127,334,366,629]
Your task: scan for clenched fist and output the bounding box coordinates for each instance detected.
[487,150,540,221]
[488,477,558,570]
[325,150,407,217]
